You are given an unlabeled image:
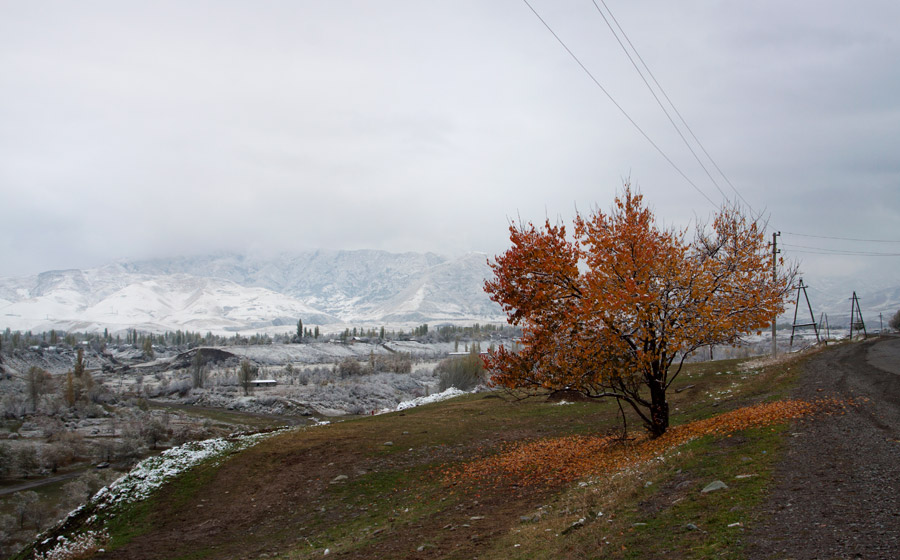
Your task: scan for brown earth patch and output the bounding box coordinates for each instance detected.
[95,396,612,559]
[637,470,697,516]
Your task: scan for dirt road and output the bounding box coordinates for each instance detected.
[0,470,86,497]
[747,336,900,559]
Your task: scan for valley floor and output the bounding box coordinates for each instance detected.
[14,336,900,559]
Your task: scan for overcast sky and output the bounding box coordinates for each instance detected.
[2,0,899,285]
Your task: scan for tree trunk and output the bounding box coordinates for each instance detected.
[648,379,669,437]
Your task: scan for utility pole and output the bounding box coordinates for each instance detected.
[771,231,781,356]
[789,278,819,347]
[849,292,867,340]
[880,313,884,333]
[819,313,831,344]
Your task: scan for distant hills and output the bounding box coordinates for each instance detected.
[0,251,504,334]
[0,251,897,335]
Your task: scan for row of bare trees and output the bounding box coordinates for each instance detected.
[0,470,113,557]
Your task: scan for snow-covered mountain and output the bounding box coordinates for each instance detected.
[2,251,897,335]
[0,251,504,334]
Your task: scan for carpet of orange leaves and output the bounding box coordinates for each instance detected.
[446,398,853,488]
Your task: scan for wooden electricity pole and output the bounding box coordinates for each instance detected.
[771,231,781,356]
[819,312,831,344]
[789,278,819,347]
[849,292,867,340]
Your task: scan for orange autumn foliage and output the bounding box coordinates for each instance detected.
[484,185,796,436]
[447,398,847,488]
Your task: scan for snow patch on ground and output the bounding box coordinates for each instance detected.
[92,434,270,507]
[34,531,107,560]
[388,387,467,413]
[31,430,284,559]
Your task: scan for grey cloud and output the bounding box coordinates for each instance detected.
[0,0,897,289]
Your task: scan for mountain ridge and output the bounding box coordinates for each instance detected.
[0,250,503,334]
[2,250,898,335]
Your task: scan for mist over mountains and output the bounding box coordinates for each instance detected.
[0,250,504,335]
[0,250,897,336]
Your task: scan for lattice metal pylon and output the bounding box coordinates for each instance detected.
[849,291,867,339]
[790,278,820,347]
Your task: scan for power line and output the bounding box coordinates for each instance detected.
[520,0,717,208]
[783,231,900,243]
[522,1,890,256]
[607,3,751,211]
[590,0,742,207]
[590,2,894,248]
[589,4,897,254]
[781,243,900,257]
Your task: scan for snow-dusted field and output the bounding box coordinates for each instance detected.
[223,340,456,365]
[110,340,492,416]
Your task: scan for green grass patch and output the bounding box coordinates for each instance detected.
[103,495,156,550]
[148,403,283,431]
[475,424,788,560]
[466,351,814,560]
[104,456,222,551]
[618,426,785,559]
[308,466,459,556]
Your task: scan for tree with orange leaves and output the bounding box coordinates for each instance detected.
[484,185,796,437]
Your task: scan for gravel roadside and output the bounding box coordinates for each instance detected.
[746,335,900,559]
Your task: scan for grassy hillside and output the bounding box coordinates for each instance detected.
[18,349,827,560]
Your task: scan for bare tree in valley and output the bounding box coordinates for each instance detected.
[73,347,85,378]
[890,309,900,332]
[26,366,51,412]
[142,337,154,359]
[191,350,208,389]
[13,491,39,530]
[239,359,257,396]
